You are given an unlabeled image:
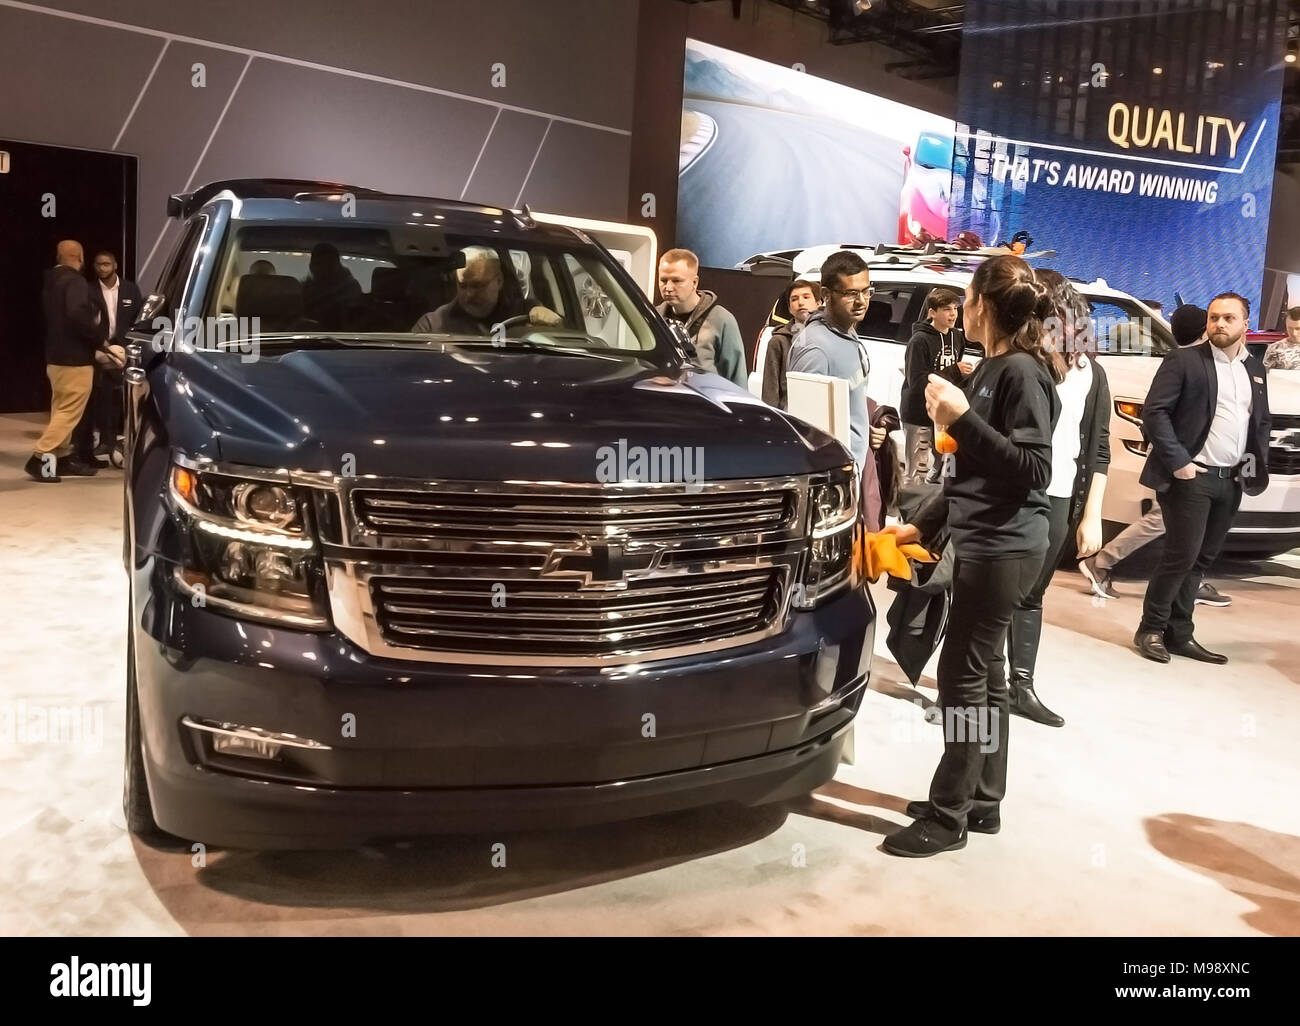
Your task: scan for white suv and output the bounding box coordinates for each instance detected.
[745,244,1300,558]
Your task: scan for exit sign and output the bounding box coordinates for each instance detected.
[0,151,9,173]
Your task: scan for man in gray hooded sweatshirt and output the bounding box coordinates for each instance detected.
[656,248,747,387]
[788,250,872,467]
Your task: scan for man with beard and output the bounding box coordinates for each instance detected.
[761,278,820,410]
[788,250,872,468]
[1135,293,1272,664]
[412,246,559,335]
[73,251,140,464]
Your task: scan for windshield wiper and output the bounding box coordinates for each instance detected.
[452,337,645,362]
[215,335,422,352]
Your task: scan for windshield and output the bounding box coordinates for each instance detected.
[204,224,661,355]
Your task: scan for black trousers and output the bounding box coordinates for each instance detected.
[1022,495,1073,611]
[72,364,123,458]
[1140,472,1241,645]
[930,551,1042,831]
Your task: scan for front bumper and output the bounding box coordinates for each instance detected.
[1226,474,1300,551]
[133,562,874,849]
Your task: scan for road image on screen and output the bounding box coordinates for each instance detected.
[676,39,956,270]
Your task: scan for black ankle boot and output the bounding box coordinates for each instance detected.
[1008,607,1064,727]
[1012,682,1064,727]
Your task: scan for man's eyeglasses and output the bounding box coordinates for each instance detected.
[831,288,874,302]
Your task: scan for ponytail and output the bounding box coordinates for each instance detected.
[969,255,1064,384]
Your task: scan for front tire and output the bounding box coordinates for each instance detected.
[123,592,164,839]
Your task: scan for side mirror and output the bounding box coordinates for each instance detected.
[132,293,166,330]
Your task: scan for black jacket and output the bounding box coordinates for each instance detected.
[42,266,101,366]
[1068,357,1111,526]
[901,320,968,425]
[912,351,1059,559]
[90,276,144,344]
[885,483,953,687]
[1139,341,1271,496]
[762,320,795,409]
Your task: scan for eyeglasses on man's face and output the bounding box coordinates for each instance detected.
[830,287,874,302]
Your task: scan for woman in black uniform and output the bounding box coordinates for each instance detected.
[882,254,1061,858]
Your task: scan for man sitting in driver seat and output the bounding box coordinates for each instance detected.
[411,246,559,335]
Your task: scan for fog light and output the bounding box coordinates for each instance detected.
[183,716,331,762]
[213,733,282,760]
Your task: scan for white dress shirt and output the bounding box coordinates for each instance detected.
[100,278,119,339]
[1047,356,1093,498]
[1193,342,1252,468]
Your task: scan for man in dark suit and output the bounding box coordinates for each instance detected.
[1135,293,1271,664]
[73,251,141,462]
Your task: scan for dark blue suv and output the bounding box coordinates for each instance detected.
[121,179,874,849]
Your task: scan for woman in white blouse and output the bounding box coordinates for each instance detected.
[1005,269,1111,728]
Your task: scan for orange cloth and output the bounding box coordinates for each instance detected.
[855,530,937,583]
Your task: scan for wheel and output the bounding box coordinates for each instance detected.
[123,591,165,839]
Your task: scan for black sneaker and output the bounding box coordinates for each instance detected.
[24,454,61,483]
[905,800,1001,834]
[56,456,99,477]
[882,818,968,858]
[1078,556,1119,599]
[1195,582,1231,606]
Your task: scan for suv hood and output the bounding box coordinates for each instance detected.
[156,345,848,480]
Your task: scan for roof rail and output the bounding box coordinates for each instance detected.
[166,178,513,220]
[167,179,367,219]
[512,203,537,230]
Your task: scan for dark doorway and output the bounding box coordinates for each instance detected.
[0,139,137,413]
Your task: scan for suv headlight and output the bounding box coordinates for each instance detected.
[168,463,329,629]
[1114,398,1144,427]
[796,467,861,608]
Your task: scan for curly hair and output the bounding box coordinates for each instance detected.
[1034,267,1094,374]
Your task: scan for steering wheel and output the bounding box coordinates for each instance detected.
[493,314,532,334]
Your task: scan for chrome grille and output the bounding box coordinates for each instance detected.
[323,476,814,665]
[1269,414,1300,476]
[370,567,783,658]
[351,487,794,544]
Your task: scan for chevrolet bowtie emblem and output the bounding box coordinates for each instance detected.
[1272,428,1300,453]
[540,541,664,589]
